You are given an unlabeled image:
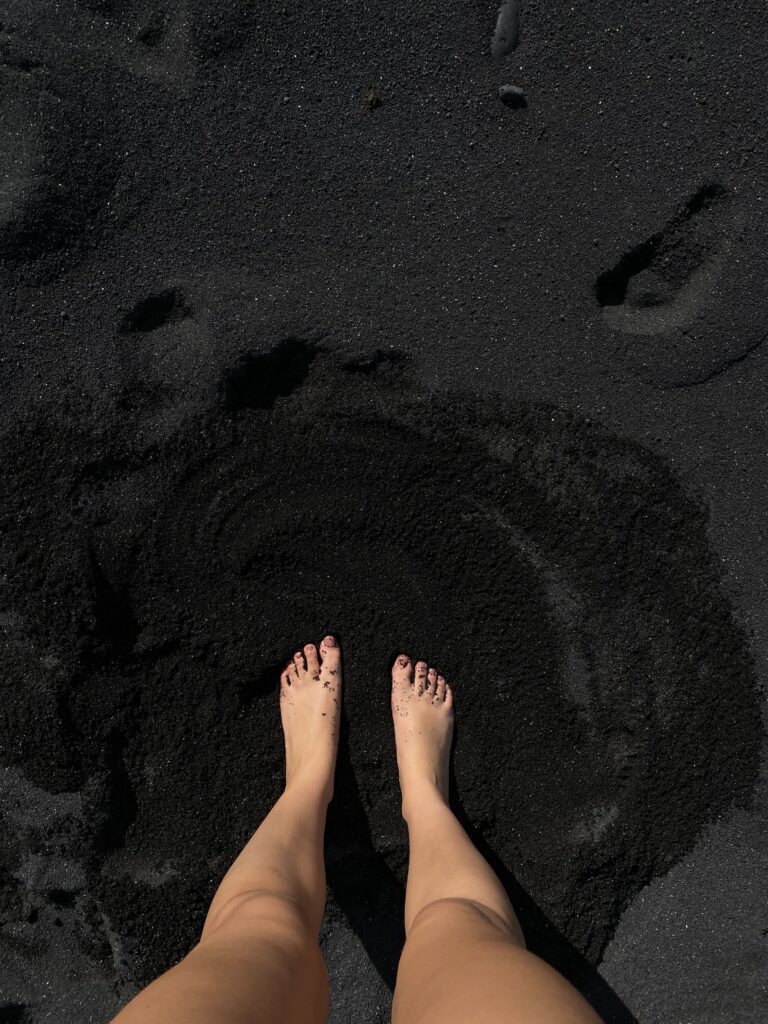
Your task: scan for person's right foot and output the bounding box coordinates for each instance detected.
[391,655,454,818]
[280,635,341,802]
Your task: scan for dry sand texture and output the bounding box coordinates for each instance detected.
[1,1,767,1022]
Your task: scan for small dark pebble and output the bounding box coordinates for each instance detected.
[498,84,526,109]
[365,85,382,110]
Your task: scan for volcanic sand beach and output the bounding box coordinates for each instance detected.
[1,2,767,1022]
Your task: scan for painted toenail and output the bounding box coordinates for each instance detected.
[398,655,409,667]
[324,635,336,647]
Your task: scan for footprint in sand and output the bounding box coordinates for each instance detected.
[13,1,195,89]
[0,61,115,270]
[595,184,731,335]
[219,337,319,412]
[126,5,194,87]
[120,288,193,334]
[594,183,768,388]
[116,285,215,436]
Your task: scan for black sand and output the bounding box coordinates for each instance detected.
[1,2,767,1022]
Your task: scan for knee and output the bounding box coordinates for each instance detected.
[409,897,525,947]
[202,888,315,946]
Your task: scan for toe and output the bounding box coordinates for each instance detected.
[293,650,306,673]
[280,667,291,688]
[426,667,437,697]
[319,635,341,674]
[444,682,454,709]
[415,660,428,695]
[288,660,299,682]
[304,643,320,675]
[436,674,446,701]
[391,654,413,692]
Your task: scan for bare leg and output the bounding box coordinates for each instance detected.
[111,635,341,1024]
[391,655,603,1024]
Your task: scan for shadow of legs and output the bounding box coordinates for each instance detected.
[451,795,640,1024]
[324,697,638,1023]
[325,711,405,992]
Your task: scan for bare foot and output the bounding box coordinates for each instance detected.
[391,654,454,819]
[280,635,341,801]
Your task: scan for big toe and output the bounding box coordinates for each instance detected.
[319,635,341,673]
[392,654,413,694]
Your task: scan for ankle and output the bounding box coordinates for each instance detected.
[284,769,334,807]
[401,778,449,823]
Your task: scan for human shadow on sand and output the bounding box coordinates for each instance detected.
[325,713,405,991]
[452,799,641,1024]
[324,711,638,1024]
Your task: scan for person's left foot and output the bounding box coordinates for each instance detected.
[280,635,341,800]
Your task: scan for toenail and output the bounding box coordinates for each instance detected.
[398,656,409,667]
[323,635,336,647]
